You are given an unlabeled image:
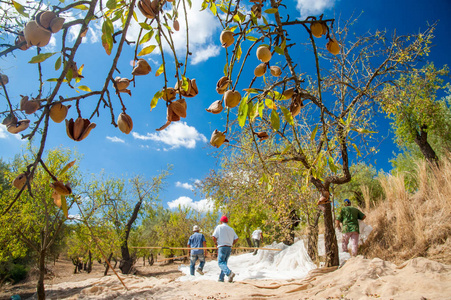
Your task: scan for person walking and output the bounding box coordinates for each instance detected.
[335,199,366,257]
[212,216,238,283]
[251,227,263,255]
[187,225,207,276]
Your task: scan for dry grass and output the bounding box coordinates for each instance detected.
[361,154,451,264]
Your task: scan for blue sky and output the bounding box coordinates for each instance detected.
[1,0,450,212]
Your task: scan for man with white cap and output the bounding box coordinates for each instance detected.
[212,216,239,282]
[251,227,263,255]
[187,225,207,275]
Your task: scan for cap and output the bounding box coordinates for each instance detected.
[344,199,351,204]
[220,215,228,223]
[193,225,199,231]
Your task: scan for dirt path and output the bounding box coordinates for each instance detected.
[0,257,184,300]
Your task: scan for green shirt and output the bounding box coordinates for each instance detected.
[337,206,365,233]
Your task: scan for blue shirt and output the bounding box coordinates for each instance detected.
[187,232,206,255]
[212,223,238,247]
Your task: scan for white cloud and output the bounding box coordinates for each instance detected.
[176,181,194,190]
[168,196,214,212]
[106,136,125,143]
[295,0,336,19]
[191,44,221,65]
[132,122,207,149]
[0,125,7,139]
[129,0,221,64]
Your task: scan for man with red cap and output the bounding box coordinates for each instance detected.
[212,215,239,282]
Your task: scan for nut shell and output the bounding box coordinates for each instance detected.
[66,117,96,141]
[270,66,282,77]
[117,112,133,134]
[216,76,231,94]
[220,30,234,48]
[327,38,340,55]
[254,63,267,77]
[311,21,325,38]
[224,90,241,108]
[206,100,223,114]
[50,103,69,123]
[13,173,28,190]
[49,17,65,33]
[256,46,271,63]
[50,181,72,196]
[24,21,52,47]
[210,129,228,148]
[7,119,30,134]
[132,58,151,76]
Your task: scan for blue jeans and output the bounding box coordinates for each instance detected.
[190,253,205,275]
[217,246,232,281]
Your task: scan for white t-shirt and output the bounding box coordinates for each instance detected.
[252,229,262,240]
[212,223,238,247]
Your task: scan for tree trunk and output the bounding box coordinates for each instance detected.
[87,250,92,273]
[323,203,339,267]
[307,211,321,262]
[119,199,143,274]
[37,249,46,300]
[415,126,438,164]
[104,252,113,276]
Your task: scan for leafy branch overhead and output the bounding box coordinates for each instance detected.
[0,0,438,272]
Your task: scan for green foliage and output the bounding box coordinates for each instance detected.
[0,147,81,264]
[380,63,451,155]
[333,163,384,207]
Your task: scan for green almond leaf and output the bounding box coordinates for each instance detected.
[236,45,242,61]
[353,143,361,156]
[274,46,284,55]
[328,156,338,173]
[106,0,117,10]
[280,106,294,126]
[138,45,156,56]
[101,33,113,55]
[74,4,89,10]
[281,144,292,155]
[233,14,241,23]
[223,62,228,76]
[55,56,62,70]
[270,110,280,131]
[280,38,286,50]
[238,94,249,127]
[155,64,164,77]
[219,5,228,14]
[311,125,318,141]
[187,0,192,8]
[59,160,76,176]
[66,68,74,82]
[140,30,154,44]
[150,90,162,110]
[12,0,28,17]
[200,1,208,11]
[181,75,189,91]
[77,85,92,92]
[61,195,68,218]
[265,98,276,109]
[103,18,114,35]
[47,78,59,82]
[210,2,217,15]
[246,36,258,42]
[139,22,152,30]
[258,101,264,118]
[262,16,269,25]
[264,8,278,14]
[28,52,57,64]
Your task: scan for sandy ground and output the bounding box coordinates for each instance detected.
[1,254,451,300]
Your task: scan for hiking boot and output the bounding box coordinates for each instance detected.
[196,269,204,275]
[228,272,235,283]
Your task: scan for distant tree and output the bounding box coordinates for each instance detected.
[0,148,80,300]
[380,63,451,164]
[77,169,169,274]
[333,163,384,207]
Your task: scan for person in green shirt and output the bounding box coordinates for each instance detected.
[335,199,366,257]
